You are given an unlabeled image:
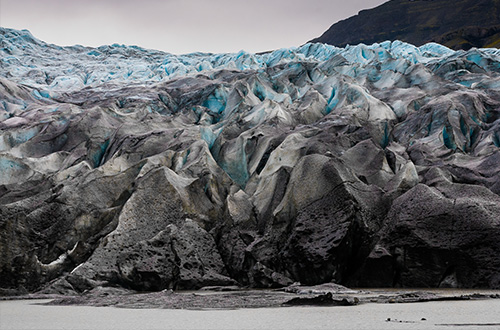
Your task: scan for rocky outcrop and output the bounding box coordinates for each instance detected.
[1,28,499,294]
[352,183,500,288]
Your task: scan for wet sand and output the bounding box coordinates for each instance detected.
[1,298,500,330]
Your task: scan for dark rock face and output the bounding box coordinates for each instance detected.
[116,219,235,291]
[311,0,500,50]
[1,28,499,293]
[352,183,500,288]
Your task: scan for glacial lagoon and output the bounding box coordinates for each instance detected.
[2,297,500,330]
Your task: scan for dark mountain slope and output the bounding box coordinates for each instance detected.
[311,0,500,50]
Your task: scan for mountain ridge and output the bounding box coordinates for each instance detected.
[311,0,500,50]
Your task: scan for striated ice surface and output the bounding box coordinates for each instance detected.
[3,27,494,94]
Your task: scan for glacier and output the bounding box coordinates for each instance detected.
[1,27,499,294]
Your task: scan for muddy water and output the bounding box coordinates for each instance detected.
[1,299,500,330]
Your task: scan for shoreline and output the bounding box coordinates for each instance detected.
[2,284,499,310]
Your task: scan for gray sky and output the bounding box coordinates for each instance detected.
[0,0,387,54]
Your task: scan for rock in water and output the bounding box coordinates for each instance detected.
[0,27,499,293]
[283,292,358,306]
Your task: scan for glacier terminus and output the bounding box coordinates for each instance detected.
[1,28,499,294]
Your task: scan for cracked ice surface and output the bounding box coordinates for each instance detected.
[1,27,500,293]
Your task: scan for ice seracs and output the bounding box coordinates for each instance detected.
[1,28,499,294]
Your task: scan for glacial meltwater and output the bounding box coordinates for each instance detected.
[2,299,500,330]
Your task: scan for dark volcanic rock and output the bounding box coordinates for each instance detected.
[0,28,499,293]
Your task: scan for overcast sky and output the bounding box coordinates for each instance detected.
[0,0,387,54]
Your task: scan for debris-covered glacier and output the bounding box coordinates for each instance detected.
[1,27,499,294]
